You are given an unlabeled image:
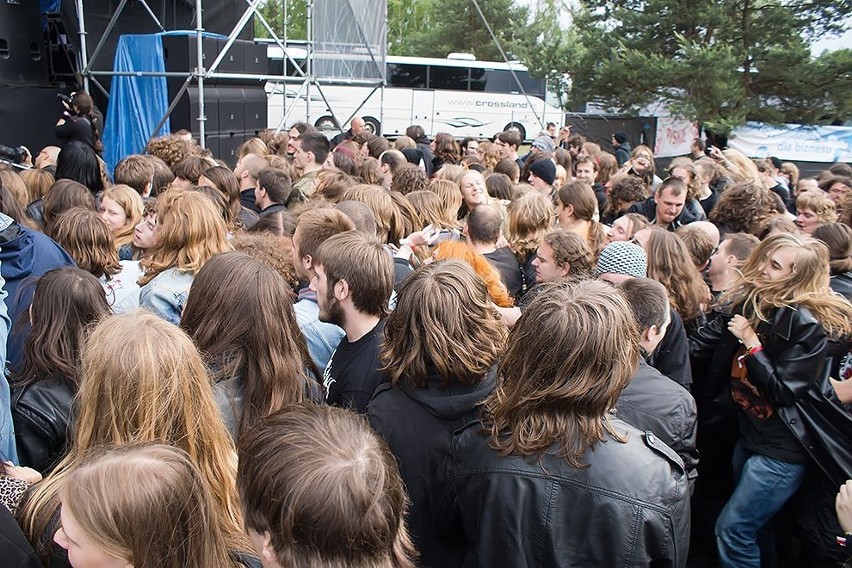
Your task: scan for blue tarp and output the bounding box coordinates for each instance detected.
[103,34,171,175]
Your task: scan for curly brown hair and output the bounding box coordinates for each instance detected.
[145,135,199,169]
[710,181,777,235]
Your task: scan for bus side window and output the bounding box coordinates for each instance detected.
[469,68,486,91]
[484,70,512,93]
[388,63,427,88]
[429,66,469,91]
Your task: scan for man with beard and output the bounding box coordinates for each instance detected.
[311,231,394,413]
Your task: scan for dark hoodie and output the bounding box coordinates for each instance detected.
[0,217,75,371]
[367,367,497,568]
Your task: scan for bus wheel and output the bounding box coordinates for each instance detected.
[503,122,526,141]
[363,117,381,136]
[314,116,339,133]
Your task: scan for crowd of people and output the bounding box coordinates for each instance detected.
[0,92,852,567]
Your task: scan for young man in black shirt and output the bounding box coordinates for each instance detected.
[311,231,394,413]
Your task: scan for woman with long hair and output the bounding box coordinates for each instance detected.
[138,189,230,324]
[506,190,554,295]
[198,165,255,230]
[690,233,852,567]
[640,227,711,330]
[49,208,142,314]
[42,179,96,234]
[813,223,852,301]
[20,168,54,209]
[555,180,607,256]
[428,179,463,227]
[54,91,103,154]
[475,141,501,170]
[431,132,461,175]
[55,141,104,196]
[20,310,249,564]
[10,268,110,474]
[181,251,322,439]
[54,443,246,568]
[99,184,144,260]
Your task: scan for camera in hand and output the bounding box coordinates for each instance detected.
[57,93,73,106]
[0,144,28,164]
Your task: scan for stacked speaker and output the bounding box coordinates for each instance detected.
[0,1,59,159]
[162,36,268,166]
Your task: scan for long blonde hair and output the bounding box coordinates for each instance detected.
[21,311,247,558]
[719,233,852,338]
[139,189,230,285]
[101,184,144,250]
[59,443,239,568]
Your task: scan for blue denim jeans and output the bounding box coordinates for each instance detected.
[715,444,807,568]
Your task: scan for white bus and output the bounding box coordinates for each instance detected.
[265,47,564,141]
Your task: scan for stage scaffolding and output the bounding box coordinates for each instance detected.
[72,0,388,148]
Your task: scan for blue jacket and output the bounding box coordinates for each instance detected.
[293,288,345,372]
[0,217,75,374]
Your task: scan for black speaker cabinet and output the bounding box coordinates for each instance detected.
[0,1,49,86]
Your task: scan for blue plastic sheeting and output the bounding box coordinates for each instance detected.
[103,34,170,175]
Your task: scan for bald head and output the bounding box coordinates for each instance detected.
[466,204,502,245]
[234,153,268,189]
[351,117,367,136]
[686,220,720,248]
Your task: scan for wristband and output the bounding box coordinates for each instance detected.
[746,344,763,357]
[836,532,852,547]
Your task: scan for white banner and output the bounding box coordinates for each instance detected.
[728,122,852,163]
[654,117,699,158]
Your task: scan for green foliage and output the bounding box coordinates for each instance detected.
[254,0,306,41]
[526,0,852,131]
[390,0,530,60]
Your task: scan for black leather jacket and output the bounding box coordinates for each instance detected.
[11,376,74,474]
[439,418,690,567]
[689,305,852,486]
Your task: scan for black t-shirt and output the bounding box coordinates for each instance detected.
[484,247,523,300]
[731,350,808,463]
[322,319,386,413]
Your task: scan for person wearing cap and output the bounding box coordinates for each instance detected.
[596,241,693,389]
[612,131,632,166]
[528,159,557,197]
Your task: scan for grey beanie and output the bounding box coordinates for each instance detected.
[595,241,647,278]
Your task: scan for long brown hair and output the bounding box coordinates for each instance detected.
[506,190,553,262]
[180,252,320,436]
[201,165,243,229]
[49,207,121,278]
[101,184,144,250]
[719,232,852,338]
[556,180,607,253]
[59,443,239,568]
[138,189,230,285]
[644,227,711,324]
[11,267,109,387]
[20,311,247,558]
[382,260,506,387]
[482,280,639,467]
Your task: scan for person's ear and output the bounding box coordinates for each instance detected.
[259,531,277,565]
[303,254,313,271]
[334,279,350,301]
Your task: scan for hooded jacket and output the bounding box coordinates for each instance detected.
[367,368,497,568]
[0,218,75,371]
